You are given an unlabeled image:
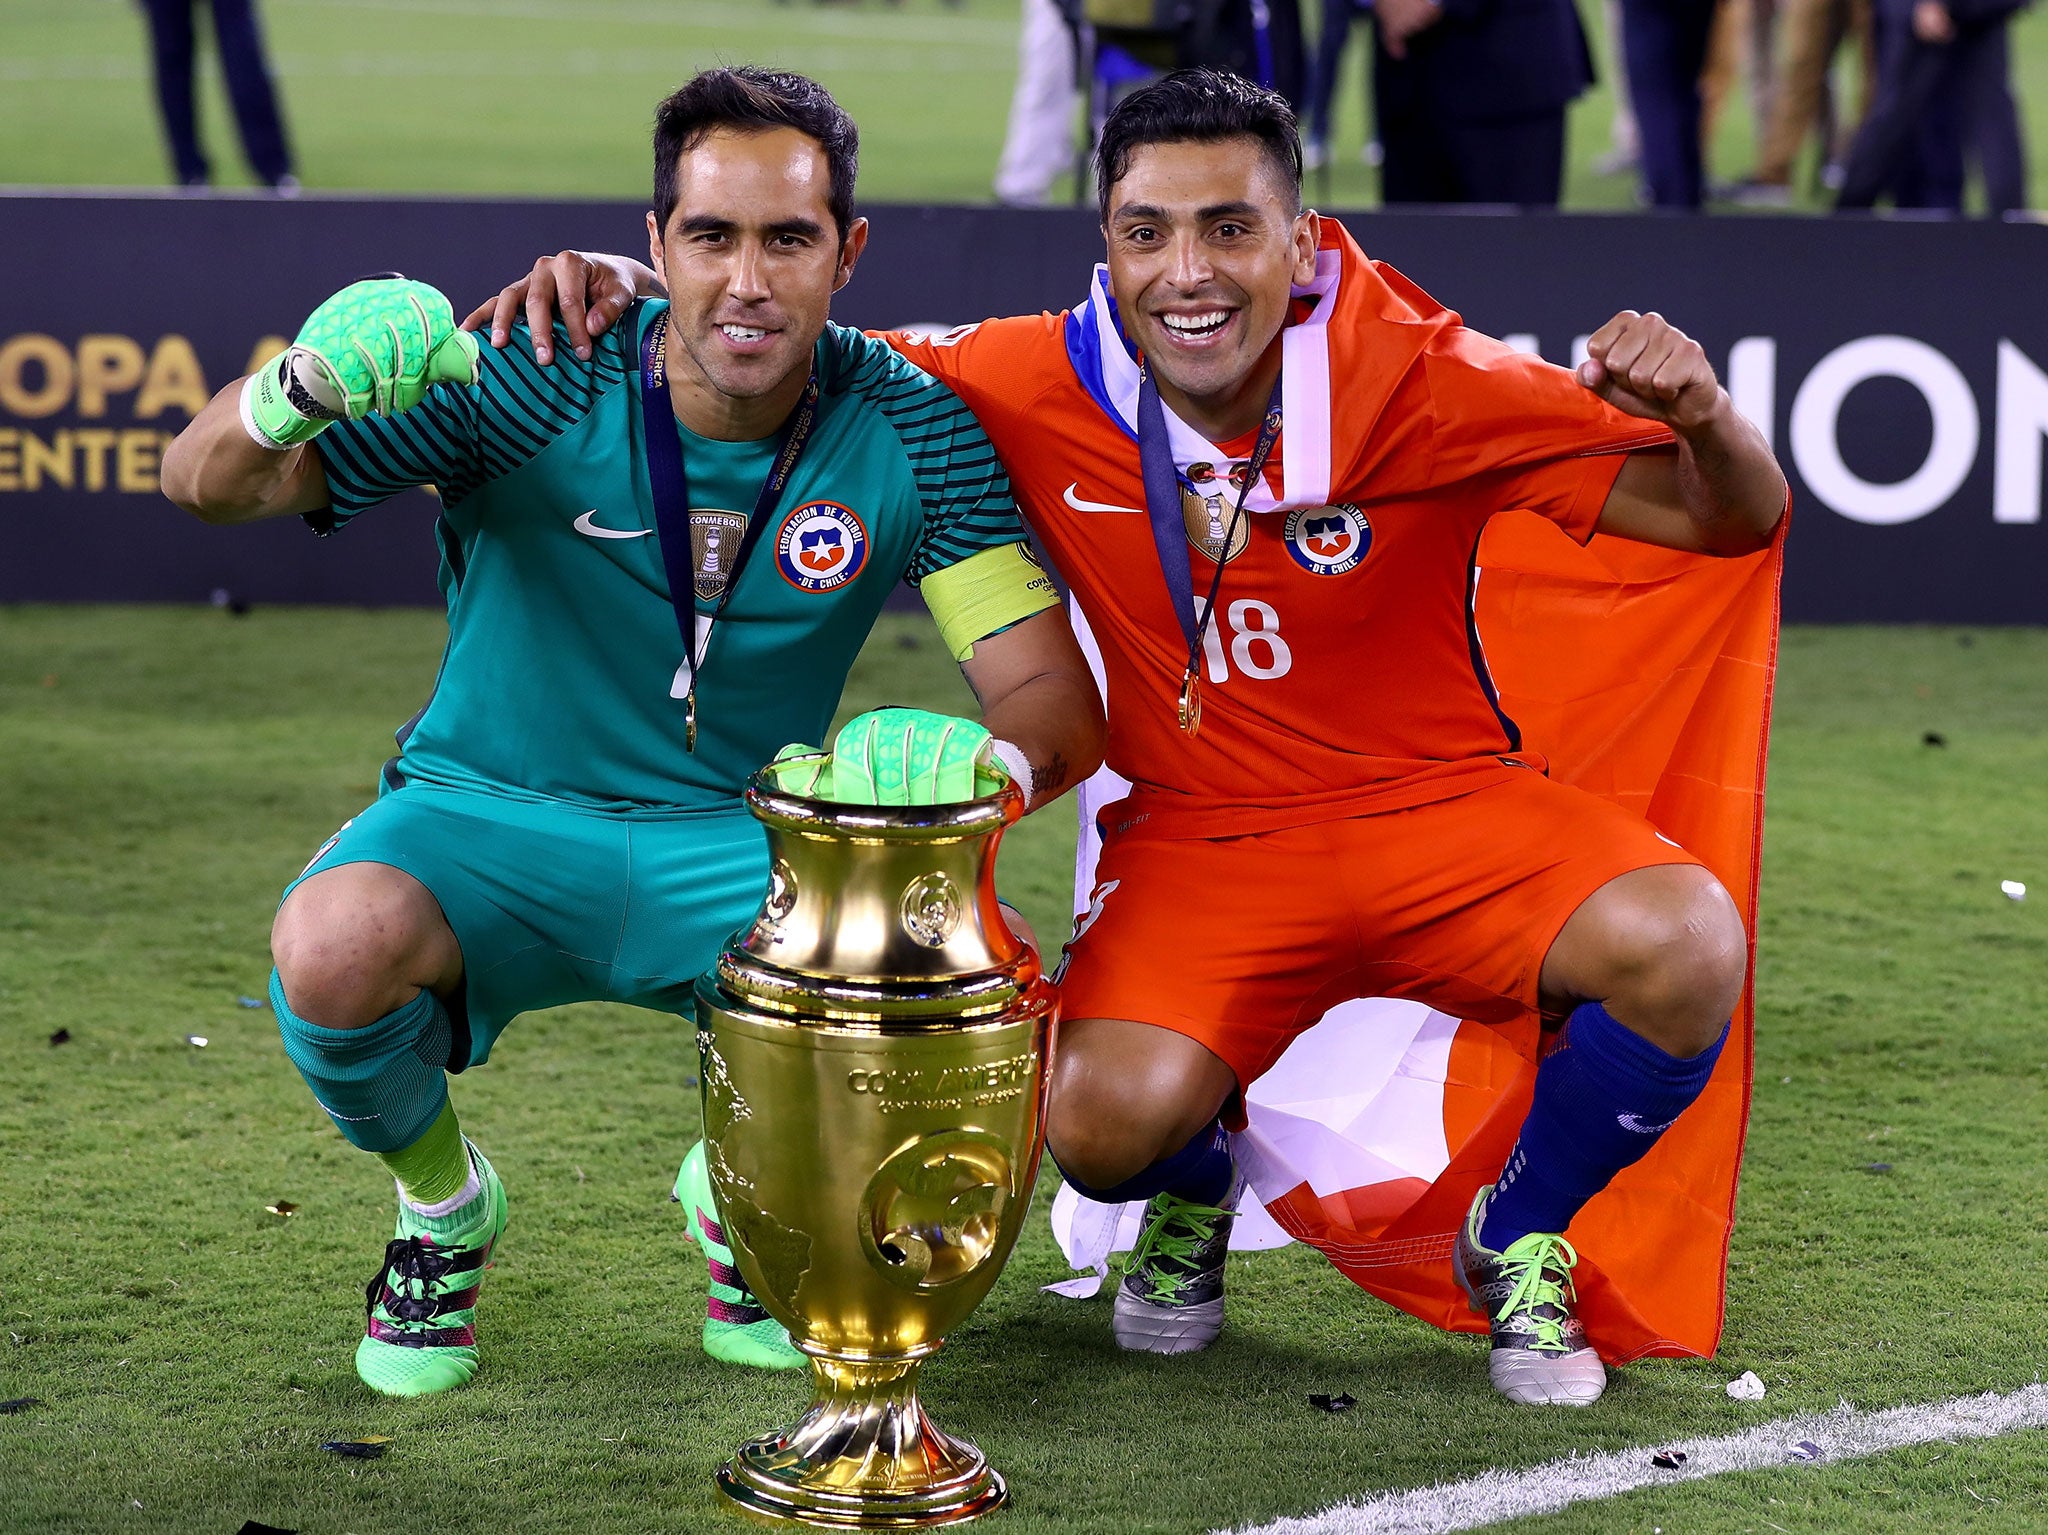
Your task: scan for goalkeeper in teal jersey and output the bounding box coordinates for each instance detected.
[160,67,1104,1399]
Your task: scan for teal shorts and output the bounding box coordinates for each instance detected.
[283,781,770,1069]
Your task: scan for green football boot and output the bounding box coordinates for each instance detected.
[354,1143,507,1398]
[674,1141,806,1371]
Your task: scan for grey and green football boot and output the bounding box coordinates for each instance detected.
[1454,1189,1608,1406]
[674,1141,806,1371]
[1112,1169,1245,1354]
[355,1142,507,1398]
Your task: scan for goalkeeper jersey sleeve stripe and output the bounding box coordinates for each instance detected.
[829,329,1034,586]
[313,319,627,528]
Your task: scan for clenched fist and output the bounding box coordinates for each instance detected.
[1576,310,1726,434]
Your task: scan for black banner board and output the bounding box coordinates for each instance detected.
[4,193,2044,622]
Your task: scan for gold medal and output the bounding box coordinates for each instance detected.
[1176,669,1201,738]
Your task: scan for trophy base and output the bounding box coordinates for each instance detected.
[714,1355,1008,1528]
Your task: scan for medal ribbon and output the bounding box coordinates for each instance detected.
[1136,363,1283,735]
[640,308,819,749]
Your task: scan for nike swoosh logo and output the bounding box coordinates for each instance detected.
[574,510,652,540]
[1062,483,1145,515]
[1617,1113,1679,1134]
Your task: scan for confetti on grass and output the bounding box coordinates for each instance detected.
[0,1397,43,1414]
[265,1201,298,1218]
[48,1029,69,1046]
[1651,1450,1688,1470]
[320,1437,390,1459]
[1307,1393,1357,1414]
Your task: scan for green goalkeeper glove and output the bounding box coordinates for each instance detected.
[763,710,1032,806]
[240,277,481,450]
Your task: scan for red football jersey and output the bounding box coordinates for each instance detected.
[889,221,1675,836]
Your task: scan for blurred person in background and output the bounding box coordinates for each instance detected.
[1732,0,1875,205]
[1617,0,1720,207]
[1836,0,2031,213]
[1303,0,1373,171]
[996,0,1084,204]
[1698,0,1778,194]
[1372,0,1594,204]
[137,0,296,191]
[1594,0,1642,176]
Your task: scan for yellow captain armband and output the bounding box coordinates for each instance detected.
[919,542,1060,662]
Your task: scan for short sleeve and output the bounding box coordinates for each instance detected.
[901,399,1033,583]
[878,312,1068,443]
[838,329,1036,583]
[1408,328,1675,543]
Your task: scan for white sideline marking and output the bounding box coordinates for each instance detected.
[1223,1384,2048,1535]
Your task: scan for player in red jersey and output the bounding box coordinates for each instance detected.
[472,70,1786,1407]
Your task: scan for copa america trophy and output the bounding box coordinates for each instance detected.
[695,765,1056,1527]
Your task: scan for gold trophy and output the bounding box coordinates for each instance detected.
[695,764,1056,1527]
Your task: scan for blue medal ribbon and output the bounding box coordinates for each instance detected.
[640,309,819,750]
[1135,363,1283,736]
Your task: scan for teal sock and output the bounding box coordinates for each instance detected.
[271,969,451,1154]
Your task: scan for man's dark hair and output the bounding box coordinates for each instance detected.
[1094,69,1302,221]
[652,67,859,239]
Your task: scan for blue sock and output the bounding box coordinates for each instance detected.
[1480,1001,1729,1252]
[1056,1119,1235,1207]
[271,968,451,1154]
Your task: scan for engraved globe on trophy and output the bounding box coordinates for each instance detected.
[695,763,1056,1527]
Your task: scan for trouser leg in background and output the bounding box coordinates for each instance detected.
[1754,0,1840,184]
[140,0,206,185]
[1621,0,1719,207]
[1836,21,1955,209]
[1306,0,1360,150]
[993,0,1080,204]
[1964,20,2025,215]
[207,0,295,185]
[1443,112,1568,205]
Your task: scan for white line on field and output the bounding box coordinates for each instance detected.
[1222,1383,2048,1535]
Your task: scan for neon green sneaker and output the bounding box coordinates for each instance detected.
[674,1141,806,1371]
[354,1143,507,1398]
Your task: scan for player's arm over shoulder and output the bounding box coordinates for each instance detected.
[846,329,1103,806]
[874,311,1068,436]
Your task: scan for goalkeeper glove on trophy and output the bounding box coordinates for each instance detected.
[767,709,1035,807]
[240,276,481,450]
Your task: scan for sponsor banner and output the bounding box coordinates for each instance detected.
[4,194,2045,620]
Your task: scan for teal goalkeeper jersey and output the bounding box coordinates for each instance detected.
[310,301,1032,811]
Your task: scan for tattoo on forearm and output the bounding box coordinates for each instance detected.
[1035,750,1071,798]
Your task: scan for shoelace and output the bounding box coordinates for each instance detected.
[1493,1234,1580,1354]
[1125,1194,1229,1302]
[366,1235,460,1326]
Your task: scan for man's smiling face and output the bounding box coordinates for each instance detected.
[1103,136,1317,436]
[647,125,864,433]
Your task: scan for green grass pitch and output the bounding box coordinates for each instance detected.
[5,0,2048,211]
[4,606,2048,1533]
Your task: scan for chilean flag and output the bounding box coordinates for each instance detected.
[1051,501,1784,1364]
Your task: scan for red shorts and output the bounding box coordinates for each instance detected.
[1055,765,1702,1091]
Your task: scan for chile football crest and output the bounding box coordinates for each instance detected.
[776,501,869,592]
[1283,503,1371,575]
